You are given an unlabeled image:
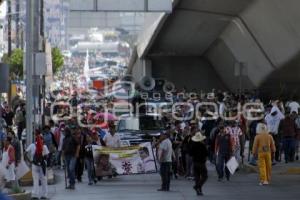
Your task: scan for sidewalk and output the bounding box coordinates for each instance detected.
[24,161,300,200]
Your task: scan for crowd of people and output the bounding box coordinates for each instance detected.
[0,97,122,199]
[152,90,300,195]
[0,88,300,198]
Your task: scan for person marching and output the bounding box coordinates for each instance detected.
[215,125,233,182]
[2,136,16,186]
[252,123,276,185]
[189,132,208,196]
[157,131,173,192]
[103,123,121,148]
[25,130,50,200]
[62,128,80,190]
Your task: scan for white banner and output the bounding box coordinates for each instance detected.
[92,142,157,176]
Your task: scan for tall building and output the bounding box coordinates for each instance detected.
[1,0,69,52]
[44,0,69,50]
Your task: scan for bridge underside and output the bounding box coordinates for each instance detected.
[129,0,300,99]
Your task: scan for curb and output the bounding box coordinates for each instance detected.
[19,169,55,186]
[279,167,300,175]
[7,192,31,200]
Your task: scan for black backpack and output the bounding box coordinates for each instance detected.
[33,152,44,166]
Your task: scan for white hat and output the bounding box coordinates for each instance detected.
[192,132,206,142]
[256,123,268,134]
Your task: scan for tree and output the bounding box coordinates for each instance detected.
[1,48,24,79]
[1,47,64,78]
[51,47,64,74]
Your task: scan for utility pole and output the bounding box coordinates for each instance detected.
[40,0,44,38]
[25,0,34,146]
[26,0,42,146]
[16,0,20,48]
[7,0,12,56]
[26,0,45,145]
[40,0,46,127]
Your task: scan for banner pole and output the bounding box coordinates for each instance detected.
[151,142,158,173]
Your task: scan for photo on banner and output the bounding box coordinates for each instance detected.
[92,142,157,176]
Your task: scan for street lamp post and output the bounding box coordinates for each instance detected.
[7,0,11,56]
[25,0,34,146]
[25,0,43,146]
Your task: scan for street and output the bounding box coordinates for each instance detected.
[38,162,300,200]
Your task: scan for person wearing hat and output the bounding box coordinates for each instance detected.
[189,132,208,196]
[252,123,276,185]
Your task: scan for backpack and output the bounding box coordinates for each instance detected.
[33,152,44,166]
[32,150,47,175]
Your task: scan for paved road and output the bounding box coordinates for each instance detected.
[27,162,300,200]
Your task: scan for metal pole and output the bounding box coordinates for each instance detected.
[40,0,45,127]
[239,64,242,100]
[32,0,41,130]
[25,0,34,146]
[7,0,12,56]
[40,0,44,38]
[144,0,148,12]
[16,0,20,48]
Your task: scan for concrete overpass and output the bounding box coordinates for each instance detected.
[128,0,300,99]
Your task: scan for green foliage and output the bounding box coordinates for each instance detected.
[1,47,64,78]
[1,48,24,79]
[51,47,64,74]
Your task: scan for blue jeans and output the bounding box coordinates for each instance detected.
[282,138,296,162]
[56,151,62,166]
[216,154,230,179]
[65,155,77,186]
[85,158,95,183]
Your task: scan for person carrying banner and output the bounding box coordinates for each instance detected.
[189,132,208,196]
[157,131,173,192]
[103,123,121,148]
[25,130,49,200]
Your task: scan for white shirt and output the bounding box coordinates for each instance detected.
[103,132,121,148]
[288,101,300,114]
[158,138,172,163]
[265,107,285,135]
[26,144,50,161]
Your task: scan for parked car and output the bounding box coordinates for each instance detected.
[116,113,165,145]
